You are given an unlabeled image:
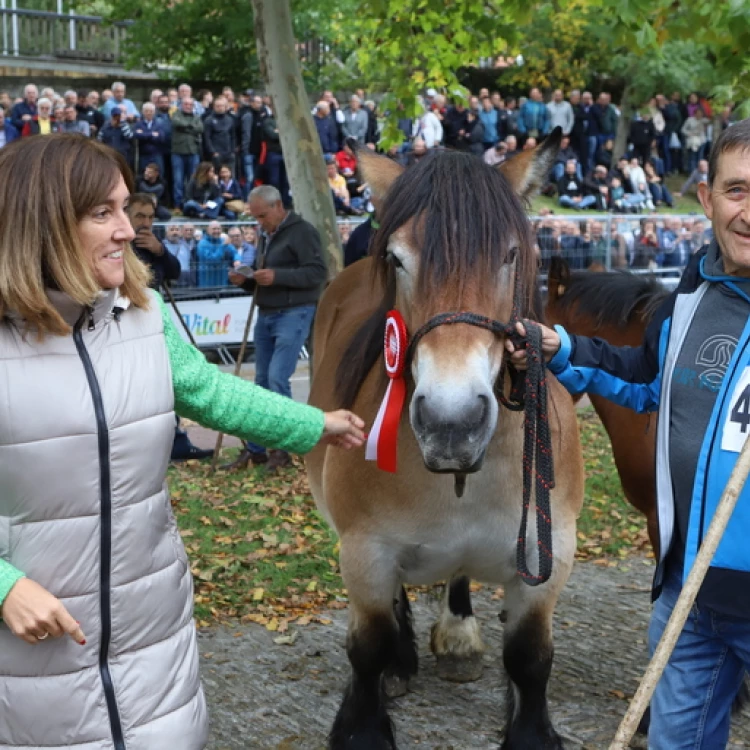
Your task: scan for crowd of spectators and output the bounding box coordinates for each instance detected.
[534,214,713,272]
[0,79,731,285]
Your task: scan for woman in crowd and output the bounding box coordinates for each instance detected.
[643,160,674,208]
[182,161,224,219]
[217,163,245,220]
[633,218,661,268]
[0,134,365,749]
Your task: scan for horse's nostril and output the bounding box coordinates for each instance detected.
[415,395,426,430]
[477,394,489,426]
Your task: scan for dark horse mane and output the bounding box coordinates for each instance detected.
[550,264,670,329]
[335,150,539,410]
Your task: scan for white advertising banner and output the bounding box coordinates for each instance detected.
[168,296,257,346]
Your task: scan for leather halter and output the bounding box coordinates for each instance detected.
[404,285,556,587]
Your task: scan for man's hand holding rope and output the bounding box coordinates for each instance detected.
[505,321,561,370]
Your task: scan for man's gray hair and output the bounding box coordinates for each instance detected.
[112,81,126,90]
[709,118,750,186]
[249,185,282,205]
[142,102,155,112]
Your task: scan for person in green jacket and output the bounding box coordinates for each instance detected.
[0,133,364,749]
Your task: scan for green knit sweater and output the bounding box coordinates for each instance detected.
[0,296,324,608]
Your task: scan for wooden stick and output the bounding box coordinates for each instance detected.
[209,296,257,473]
[609,433,750,749]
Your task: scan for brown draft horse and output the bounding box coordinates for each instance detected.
[306,134,585,749]
[544,258,669,556]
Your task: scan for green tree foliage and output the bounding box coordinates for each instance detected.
[98,0,356,91]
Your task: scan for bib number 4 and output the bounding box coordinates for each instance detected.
[722,372,750,453]
[731,385,750,435]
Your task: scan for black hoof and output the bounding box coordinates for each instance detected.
[435,652,484,683]
[501,728,563,750]
[329,728,397,750]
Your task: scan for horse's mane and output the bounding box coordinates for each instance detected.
[335,150,538,410]
[552,269,669,328]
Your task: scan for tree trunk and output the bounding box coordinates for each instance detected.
[251,0,342,277]
[613,83,634,162]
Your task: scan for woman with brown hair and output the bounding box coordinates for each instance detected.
[0,134,364,749]
[182,160,224,219]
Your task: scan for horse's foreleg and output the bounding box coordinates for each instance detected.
[501,582,564,750]
[430,575,485,682]
[329,542,401,750]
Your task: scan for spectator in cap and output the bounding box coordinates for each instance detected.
[97,106,134,164]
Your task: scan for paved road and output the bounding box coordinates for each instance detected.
[198,557,749,750]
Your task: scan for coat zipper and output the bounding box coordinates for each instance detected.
[74,308,126,750]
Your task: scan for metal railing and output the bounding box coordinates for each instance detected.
[154,214,708,357]
[0,5,131,63]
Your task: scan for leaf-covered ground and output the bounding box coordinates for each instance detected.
[170,407,650,629]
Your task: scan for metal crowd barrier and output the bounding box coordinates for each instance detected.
[154,214,708,358]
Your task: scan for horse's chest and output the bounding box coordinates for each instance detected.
[395,490,524,586]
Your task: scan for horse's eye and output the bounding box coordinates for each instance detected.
[388,253,404,270]
[508,247,519,264]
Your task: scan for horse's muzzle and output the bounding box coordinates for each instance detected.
[412,393,494,473]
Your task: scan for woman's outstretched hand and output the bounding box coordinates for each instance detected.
[320,410,366,449]
[505,321,562,370]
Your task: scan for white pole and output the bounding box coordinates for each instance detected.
[69,8,75,51]
[10,0,17,56]
[610,433,750,749]
[1,0,7,57]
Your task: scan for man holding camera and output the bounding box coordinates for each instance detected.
[128,194,213,461]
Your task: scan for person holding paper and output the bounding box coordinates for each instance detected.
[224,185,327,472]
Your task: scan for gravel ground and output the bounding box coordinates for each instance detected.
[198,556,750,749]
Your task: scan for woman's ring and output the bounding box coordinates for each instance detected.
[37,632,49,640]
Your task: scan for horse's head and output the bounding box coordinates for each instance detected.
[357,133,560,474]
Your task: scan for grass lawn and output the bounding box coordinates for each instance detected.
[170,407,650,628]
[530,174,704,216]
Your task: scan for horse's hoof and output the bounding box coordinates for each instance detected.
[435,652,484,682]
[383,672,410,698]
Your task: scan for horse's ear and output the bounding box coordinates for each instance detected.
[353,141,404,203]
[547,255,570,302]
[499,126,563,200]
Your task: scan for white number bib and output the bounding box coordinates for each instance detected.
[722,367,750,453]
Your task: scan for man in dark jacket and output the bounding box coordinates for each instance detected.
[313,101,340,157]
[508,119,750,750]
[133,102,169,175]
[262,113,290,207]
[444,102,470,149]
[240,94,265,191]
[10,84,37,131]
[76,90,104,136]
[97,108,133,165]
[629,110,657,167]
[170,97,204,207]
[224,184,327,471]
[0,107,19,149]
[127,193,212,462]
[203,95,236,170]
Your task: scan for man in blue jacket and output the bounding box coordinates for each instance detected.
[0,107,19,149]
[507,118,750,750]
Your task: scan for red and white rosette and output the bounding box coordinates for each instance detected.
[366,310,408,473]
